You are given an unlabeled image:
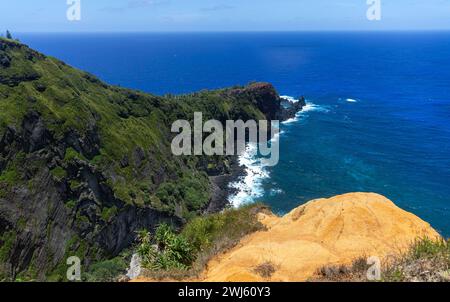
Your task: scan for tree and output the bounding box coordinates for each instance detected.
[6,30,12,39]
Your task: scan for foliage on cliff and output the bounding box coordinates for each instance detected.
[0,37,282,280]
[137,203,268,280]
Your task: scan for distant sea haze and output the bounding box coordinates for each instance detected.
[18,32,450,237]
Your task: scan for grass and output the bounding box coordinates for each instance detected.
[313,238,450,282]
[50,166,67,181]
[253,261,277,279]
[83,252,130,282]
[382,238,450,282]
[139,203,269,280]
[0,231,16,262]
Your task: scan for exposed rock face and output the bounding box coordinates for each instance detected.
[279,96,306,121]
[0,111,179,280]
[1,38,298,280]
[224,83,306,122]
[225,83,281,120]
[199,193,440,281]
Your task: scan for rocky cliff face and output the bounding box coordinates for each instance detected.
[0,38,294,280]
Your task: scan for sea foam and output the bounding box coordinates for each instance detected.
[228,96,326,207]
[228,143,269,207]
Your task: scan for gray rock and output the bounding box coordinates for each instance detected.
[126,253,142,280]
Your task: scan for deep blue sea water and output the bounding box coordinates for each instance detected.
[18,32,450,236]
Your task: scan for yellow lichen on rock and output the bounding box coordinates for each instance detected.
[201,193,440,281]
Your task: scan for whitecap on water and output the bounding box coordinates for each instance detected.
[280,95,300,103]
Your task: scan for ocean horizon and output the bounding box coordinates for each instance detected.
[16,31,450,237]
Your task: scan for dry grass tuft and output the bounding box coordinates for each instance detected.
[253,261,277,279]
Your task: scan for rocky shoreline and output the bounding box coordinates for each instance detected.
[206,95,307,212]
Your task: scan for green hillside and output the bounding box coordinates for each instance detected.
[0,37,283,280]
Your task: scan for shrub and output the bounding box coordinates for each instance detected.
[139,203,268,280]
[409,237,449,260]
[64,147,86,163]
[137,224,195,271]
[50,166,67,181]
[182,203,267,253]
[101,206,118,222]
[313,238,450,282]
[83,255,129,282]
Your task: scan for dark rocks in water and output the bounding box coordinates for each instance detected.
[278,95,306,121]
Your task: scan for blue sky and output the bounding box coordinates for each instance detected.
[2,0,450,32]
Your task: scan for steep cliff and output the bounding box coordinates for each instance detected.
[0,38,294,280]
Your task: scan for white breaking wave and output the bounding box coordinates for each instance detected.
[228,143,270,207]
[346,98,358,103]
[281,100,328,125]
[281,116,297,124]
[228,95,327,207]
[280,95,300,103]
[302,102,329,113]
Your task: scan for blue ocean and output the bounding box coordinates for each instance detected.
[18,32,450,237]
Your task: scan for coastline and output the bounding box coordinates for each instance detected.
[207,95,306,212]
[206,156,246,213]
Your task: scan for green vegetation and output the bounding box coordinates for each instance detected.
[138,203,268,279]
[46,235,91,282]
[65,199,77,209]
[382,238,450,282]
[0,37,270,212]
[101,206,118,222]
[50,166,67,181]
[0,151,25,198]
[314,238,450,282]
[83,252,130,282]
[155,171,210,215]
[6,30,12,40]
[0,37,279,279]
[137,224,194,271]
[0,231,16,262]
[409,237,449,260]
[63,147,86,163]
